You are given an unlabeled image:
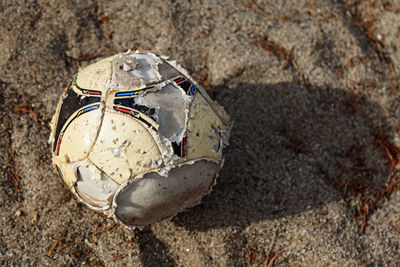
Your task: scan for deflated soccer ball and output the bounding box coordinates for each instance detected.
[49,51,230,227]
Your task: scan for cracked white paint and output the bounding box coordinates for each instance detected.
[50,50,231,227]
[112,145,127,159]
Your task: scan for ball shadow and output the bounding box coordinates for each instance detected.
[135,227,176,267]
[173,81,390,230]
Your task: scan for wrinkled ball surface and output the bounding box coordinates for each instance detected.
[50,51,230,227]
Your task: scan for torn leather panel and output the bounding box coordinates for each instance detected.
[174,76,196,96]
[53,82,101,152]
[113,96,157,121]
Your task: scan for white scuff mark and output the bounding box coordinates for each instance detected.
[151,107,160,122]
[155,80,168,89]
[159,135,175,165]
[148,158,163,169]
[210,127,218,138]
[111,145,127,159]
[156,165,173,177]
[217,135,224,154]
[127,52,162,83]
[48,132,54,145]
[122,58,138,72]
[62,93,69,100]
[105,79,112,89]
[88,162,102,181]
[210,127,223,154]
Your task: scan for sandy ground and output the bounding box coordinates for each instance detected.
[1,0,400,266]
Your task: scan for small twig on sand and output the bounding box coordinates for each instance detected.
[92,222,116,241]
[108,254,125,262]
[243,0,273,19]
[48,236,64,256]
